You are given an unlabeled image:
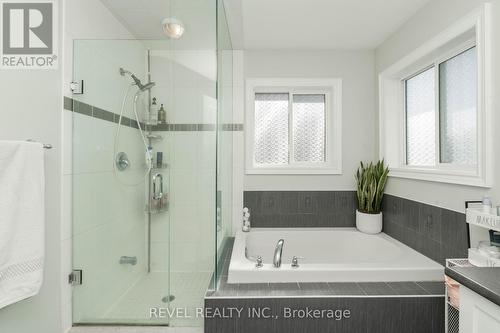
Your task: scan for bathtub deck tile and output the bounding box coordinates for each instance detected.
[238,283,271,297]
[387,282,429,295]
[269,283,301,296]
[328,282,366,295]
[416,281,445,295]
[358,282,397,295]
[297,283,335,296]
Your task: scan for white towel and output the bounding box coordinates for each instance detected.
[0,141,45,309]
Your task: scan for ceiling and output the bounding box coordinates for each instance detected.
[99,0,216,50]
[100,0,431,51]
[226,0,431,50]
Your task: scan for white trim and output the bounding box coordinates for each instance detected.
[378,4,492,188]
[245,78,342,175]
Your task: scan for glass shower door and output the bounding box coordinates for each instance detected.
[71,39,170,325]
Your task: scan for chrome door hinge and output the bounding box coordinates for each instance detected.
[69,269,83,286]
[70,80,84,94]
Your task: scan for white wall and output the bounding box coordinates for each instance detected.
[0,0,63,332]
[375,0,500,213]
[241,50,377,191]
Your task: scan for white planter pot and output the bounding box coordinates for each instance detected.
[356,210,383,234]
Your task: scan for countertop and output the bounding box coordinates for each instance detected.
[445,266,500,306]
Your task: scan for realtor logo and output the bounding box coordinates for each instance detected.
[1,0,58,69]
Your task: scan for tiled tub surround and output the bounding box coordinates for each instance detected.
[205,240,445,333]
[382,194,468,265]
[243,191,358,228]
[228,228,443,283]
[243,191,468,265]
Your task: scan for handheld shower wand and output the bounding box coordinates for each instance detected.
[119,67,156,91]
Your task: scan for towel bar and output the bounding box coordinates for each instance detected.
[26,139,53,149]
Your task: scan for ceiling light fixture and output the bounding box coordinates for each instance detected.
[161,18,185,39]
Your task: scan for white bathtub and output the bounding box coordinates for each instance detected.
[227,228,444,284]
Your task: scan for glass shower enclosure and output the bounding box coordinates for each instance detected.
[70,0,232,327]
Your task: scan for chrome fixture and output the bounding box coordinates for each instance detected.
[291,256,304,268]
[152,173,163,200]
[70,80,84,94]
[119,67,156,91]
[26,139,53,149]
[255,256,263,268]
[115,152,130,171]
[119,256,137,265]
[273,239,285,268]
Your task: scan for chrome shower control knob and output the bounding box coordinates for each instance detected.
[255,256,263,268]
[291,256,303,268]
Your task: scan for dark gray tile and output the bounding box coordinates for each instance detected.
[261,192,281,214]
[366,298,402,333]
[417,234,443,264]
[63,96,73,111]
[237,283,270,297]
[92,106,114,122]
[383,221,403,241]
[130,119,140,129]
[117,116,131,127]
[358,282,397,295]
[441,210,468,249]
[402,198,420,231]
[400,226,419,250]
[418,204,442,242]
[297,283,334,296]
[400,298,436,333]
[328,282,365,295]
[383,195,403,224]
[442,244,467,262]
[387,282,428,295]
[416,281,445,295]
[244,191,358,228]
[298,192,319,214]
[269,283,300,296]
[73,100,92,116]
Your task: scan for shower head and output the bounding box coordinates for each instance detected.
[119,67,156,91]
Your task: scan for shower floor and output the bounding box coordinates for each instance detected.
[104,272,212,327]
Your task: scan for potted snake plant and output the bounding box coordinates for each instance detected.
[355,160,389,234]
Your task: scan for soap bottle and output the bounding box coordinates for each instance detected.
[158,103,167,124]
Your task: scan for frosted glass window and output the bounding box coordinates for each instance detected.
[405,67,436,166]
[292,94,326,162]
[439,47,477,165]
[254,93,289,165]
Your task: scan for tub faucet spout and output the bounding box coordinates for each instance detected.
[273,239,285,268]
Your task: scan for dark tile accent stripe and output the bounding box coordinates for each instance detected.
[382,194,468,265]
[73,100,92,116]
[243,191,357,228]
[92,106,114,122]
[63,96,73,111]
[64,96,243,132]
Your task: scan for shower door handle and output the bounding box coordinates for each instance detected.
[119,256,137,265]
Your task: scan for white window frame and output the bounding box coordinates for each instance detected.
[379,4,492,187]
[245,78,342,175]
